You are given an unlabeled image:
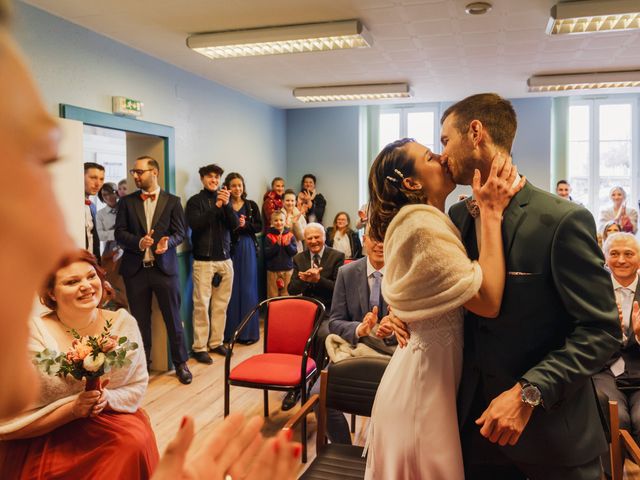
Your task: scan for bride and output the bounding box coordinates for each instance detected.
[364,138,523,479]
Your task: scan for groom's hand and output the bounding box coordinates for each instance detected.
[475,383,534,447]
[387,311,410,347]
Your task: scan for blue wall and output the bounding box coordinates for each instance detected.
[14,1,287,204]
[286,107,361,226]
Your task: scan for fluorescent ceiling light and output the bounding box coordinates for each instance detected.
[547,0,640,35]
[528,71,640,92]
[293,83,412,103]
[187,20,372,59]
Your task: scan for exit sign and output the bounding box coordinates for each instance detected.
[112,96,143,117]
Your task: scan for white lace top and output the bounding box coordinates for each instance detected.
[0,309,148,435]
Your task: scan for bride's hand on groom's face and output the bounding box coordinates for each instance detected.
[472,152,525,215]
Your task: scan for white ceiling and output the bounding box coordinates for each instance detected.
[21,0,640,108]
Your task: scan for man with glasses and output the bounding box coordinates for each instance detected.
[115,155,191,384]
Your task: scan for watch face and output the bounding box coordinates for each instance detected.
[523,385,541,405]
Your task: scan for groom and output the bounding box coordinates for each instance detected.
[392,93,621,479]
[446,94,620,479]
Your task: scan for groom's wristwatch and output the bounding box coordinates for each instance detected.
[519,381,543,408]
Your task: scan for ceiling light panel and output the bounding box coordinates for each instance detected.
[528,71,640,92]
[293,83,412,103]
[547,0,640,35]
[187,20,372,59]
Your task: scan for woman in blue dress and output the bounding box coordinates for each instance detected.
[223,172,262,344]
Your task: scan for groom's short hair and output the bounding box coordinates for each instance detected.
[441,93,517,153]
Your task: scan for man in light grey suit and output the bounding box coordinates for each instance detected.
[317,227,395,443]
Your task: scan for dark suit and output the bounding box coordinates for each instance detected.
[115,190,188,366]
[288,246,344,313]
[450,181,621,479]
[86,201,101,263]
[594,276,640,474]
[288,246,344,368]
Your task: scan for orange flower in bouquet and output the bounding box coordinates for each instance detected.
[34,319,138,391]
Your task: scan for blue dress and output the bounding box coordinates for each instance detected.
[225,203,260,343]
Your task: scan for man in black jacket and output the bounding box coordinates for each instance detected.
[186,164,239,364]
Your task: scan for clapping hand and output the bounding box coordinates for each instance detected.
[356,306,378,338]
[140,229,155,250]
[631,301,640,338]
[152,413,300,480]
[216,187,231,208]
[155,236,170,254]
[375,309,395,339]
[238,215,246,228]
[298,267,322,284]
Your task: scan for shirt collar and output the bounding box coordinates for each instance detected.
[143,187,161,196]
[366,256,385,277]
[612,274,638,294]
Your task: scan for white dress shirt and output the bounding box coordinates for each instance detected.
[141,187,161,262]
[610,275,638,376]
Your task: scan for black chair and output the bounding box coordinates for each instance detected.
[283,356,389,478]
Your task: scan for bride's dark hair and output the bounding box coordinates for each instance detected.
[368,138,426,242]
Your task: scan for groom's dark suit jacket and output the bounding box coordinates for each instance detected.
[450,181,621,466]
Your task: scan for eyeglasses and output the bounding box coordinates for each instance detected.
[129,169,153,176]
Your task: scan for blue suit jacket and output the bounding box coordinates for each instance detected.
[328,257,387,345]
[115,190,186,278]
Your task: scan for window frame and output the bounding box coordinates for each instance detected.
[567,95,639,217]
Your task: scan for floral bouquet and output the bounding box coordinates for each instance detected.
[34,319,138,391]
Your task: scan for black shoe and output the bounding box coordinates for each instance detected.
[193,351,213,364]
[175,362,193,384]
[237,339,259,345]
[210,345,230,356]
[281,390,300,411]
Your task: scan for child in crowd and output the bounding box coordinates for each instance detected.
[264,210,297,298]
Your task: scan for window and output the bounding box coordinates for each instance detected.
[567,98,637,217]
[377,106,438,153]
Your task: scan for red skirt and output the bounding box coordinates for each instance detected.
[0,409,159,479]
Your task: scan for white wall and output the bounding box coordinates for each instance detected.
[13,1,286,204]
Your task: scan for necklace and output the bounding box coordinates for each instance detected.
[56,310,101,333]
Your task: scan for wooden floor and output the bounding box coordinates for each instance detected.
[142,338,640,479]
[143,338,327,473]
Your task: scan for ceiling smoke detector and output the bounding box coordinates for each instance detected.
[465,2,493,15]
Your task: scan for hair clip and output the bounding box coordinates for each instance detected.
[385,175,398,183]
[394,169,405,179]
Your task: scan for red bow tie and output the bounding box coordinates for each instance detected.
[84,199,92,206]
[140,192,156,202]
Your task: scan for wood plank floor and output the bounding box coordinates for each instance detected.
[142,338,640,479]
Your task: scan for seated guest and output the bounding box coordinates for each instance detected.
[283,189,306,252]
[599,186,638,234]
[325,211,362,260]
[594,232,640,477]
[300,174,326,224]
[317,226,395,444]
[264,210,297,298]
[602,220,622,246]
[0,250,158,479]
[262,177,285,232]
[284,223,344,410]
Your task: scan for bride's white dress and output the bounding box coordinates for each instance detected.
[365,204,482,480]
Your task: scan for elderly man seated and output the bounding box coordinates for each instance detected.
[595,232,640,477]
[284,222,344,411]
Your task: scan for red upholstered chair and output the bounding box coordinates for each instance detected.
[224,295,325,461]
[343,259,355,265]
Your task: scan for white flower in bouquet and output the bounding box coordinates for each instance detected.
[83,352,106,372]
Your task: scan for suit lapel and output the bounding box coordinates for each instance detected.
[501,181,532,262]
[133,192,147,232]
[151,190,169,229]
[356,259,369,316]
